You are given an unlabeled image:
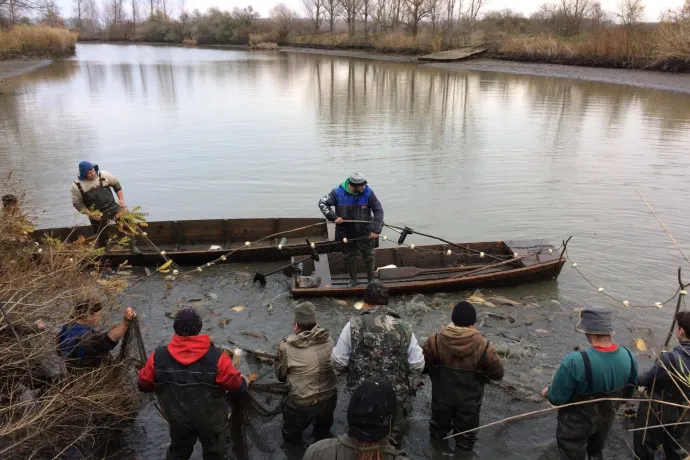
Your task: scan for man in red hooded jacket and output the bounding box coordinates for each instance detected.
[138,307,248,460]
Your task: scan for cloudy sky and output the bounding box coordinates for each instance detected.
[55,0,685,23]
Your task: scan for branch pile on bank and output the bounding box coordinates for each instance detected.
[0,185,140,459]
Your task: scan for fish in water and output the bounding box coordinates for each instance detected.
[240,330,268,341]
[354,301,364,310]
[334,300,348,306]
[231,305,246,312]
[468,295,496,307]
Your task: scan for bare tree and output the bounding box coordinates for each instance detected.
[270,3,298,36]
[73,0,84,28]
[428,0,440,31]
[322,0,340,32]
[558,0,592,35]
[103,0,125,28]
[361,0,370,36]
[589,1,609,30]
[617,0,644,32]
[131,0,137,31]
[83,0,100,32]
[302,0,323,31]
[465,0,486,35]
[338,0,361,36]
[372,0,390,32]
[406,0,429,36]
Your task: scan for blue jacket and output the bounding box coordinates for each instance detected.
[639,341,690,401]
[57,323,118,368]
[318,179,384,239]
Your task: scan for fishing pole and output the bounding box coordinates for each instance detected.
[384,223,506,261]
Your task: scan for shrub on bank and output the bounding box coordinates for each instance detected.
[0,25,77,60]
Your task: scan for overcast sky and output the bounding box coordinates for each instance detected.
[56,0,685,23]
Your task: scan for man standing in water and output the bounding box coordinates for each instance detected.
[422,301,504,451]
[633,311,690,459]
[331,283,425,449]
[541,307,637,460]
[274,302,338,443]
[138,307,249,460]
[70,161,140,253]
[318,173,384,287]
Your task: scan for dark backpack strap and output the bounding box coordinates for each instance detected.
[622,346,635,383]
[74,180,85,199]
[580,351,593,393]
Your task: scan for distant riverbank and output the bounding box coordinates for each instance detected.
[279,46,690,95]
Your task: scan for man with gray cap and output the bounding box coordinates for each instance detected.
[303,380,409,459]
[275,302,338,443]
[541,307,637,460]
[332,283,425,449]
[318,172,384,287]
[138,307,249,460]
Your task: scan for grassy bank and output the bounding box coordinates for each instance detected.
[496,25,690,72]
[287,31,444,55]
[0,26,77,60]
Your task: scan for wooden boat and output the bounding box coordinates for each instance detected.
[290,239,566,297]
[31,218,346,266]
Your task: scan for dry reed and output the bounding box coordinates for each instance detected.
[0,180,142,458]
[288,30,443,54]
[0,25,77,60]
[497,21,690,72]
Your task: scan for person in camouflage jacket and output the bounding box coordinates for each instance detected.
[331,283,424,449]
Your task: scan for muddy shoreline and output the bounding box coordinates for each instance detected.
[0,59,53,81]
[280,46,690,94]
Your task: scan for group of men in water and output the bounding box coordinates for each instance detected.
[5,162,690,459]
[54,282,690,460]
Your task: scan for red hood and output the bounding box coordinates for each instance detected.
[167,334,211,365]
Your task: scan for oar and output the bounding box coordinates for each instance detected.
[253,238,320,286]
[378,264,486,280]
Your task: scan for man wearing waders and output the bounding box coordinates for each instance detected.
[633,310,690,459]
[318,173,384,287]
[541,307,638,460]
[331,283,425,449]
[70,161,140,254]
[274,302,338,443]
[138,307,249,460]
[422,301,504,450]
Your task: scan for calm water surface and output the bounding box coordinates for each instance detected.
[3,43,690,459]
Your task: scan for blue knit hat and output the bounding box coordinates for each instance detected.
[78,161,98,180]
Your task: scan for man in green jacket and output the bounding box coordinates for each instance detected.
[274,302,338,443]
[541,307,637,460]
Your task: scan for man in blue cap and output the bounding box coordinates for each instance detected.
[318,172,384,287]
[541,307,638,460]
[70,161,140,253]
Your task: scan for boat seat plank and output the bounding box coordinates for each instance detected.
[503,239,560,267]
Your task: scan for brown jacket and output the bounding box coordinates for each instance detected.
[302,434,409,460]
[422,324,504,380]
[274,326,337,406]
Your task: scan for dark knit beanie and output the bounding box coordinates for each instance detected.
[347,380,397,442]
[174,307,203,337]
[363,282,389,306]
[452,301,476,327]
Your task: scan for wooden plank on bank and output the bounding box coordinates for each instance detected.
[418,46,487,62]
